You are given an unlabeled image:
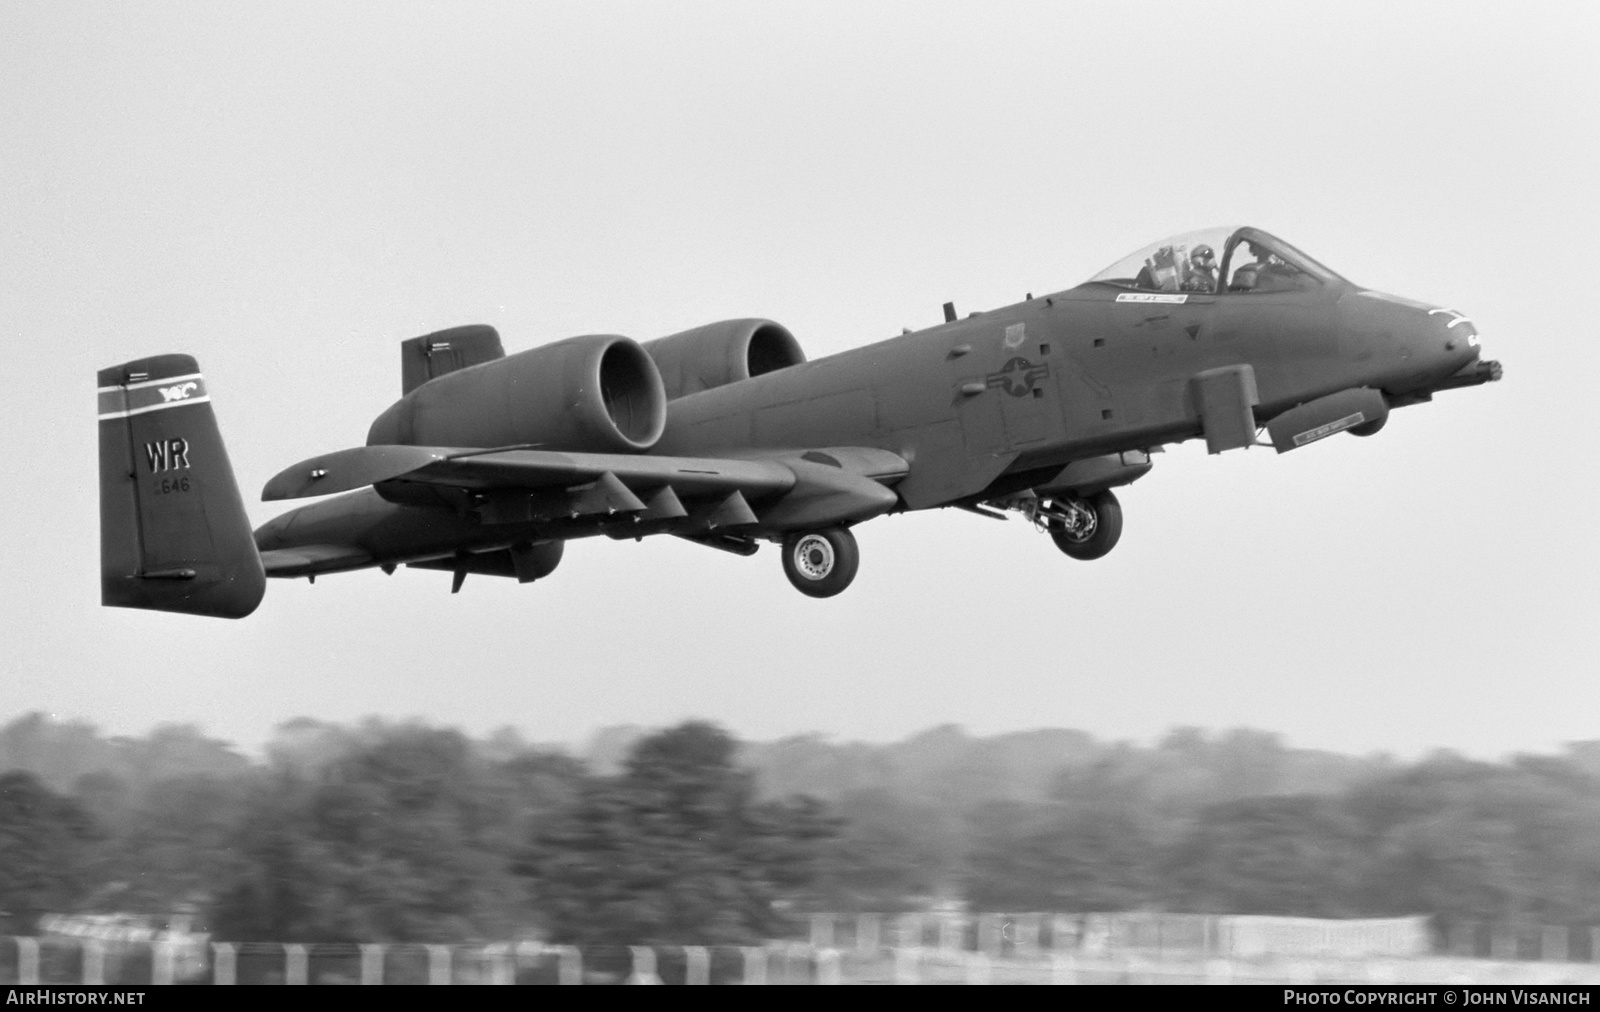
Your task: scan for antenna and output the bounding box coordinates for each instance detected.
[942,302,956,323]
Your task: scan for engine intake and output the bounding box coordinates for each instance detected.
[367,334,666,453]
[642,319,805,400]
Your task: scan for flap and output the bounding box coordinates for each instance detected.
[264,445,799,502]
[262,442,908,533]
[410,448,798,499]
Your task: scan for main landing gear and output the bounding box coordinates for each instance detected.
[774,490,1122,597]
[781,527,859,598]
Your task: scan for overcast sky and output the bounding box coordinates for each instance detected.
[3,1,1596,758]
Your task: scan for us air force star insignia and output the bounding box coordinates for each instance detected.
[986,357,1050,397]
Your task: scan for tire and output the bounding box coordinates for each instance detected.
[1348,416,1386,437]
[1047,490,1123,561]
[781,527,860,598]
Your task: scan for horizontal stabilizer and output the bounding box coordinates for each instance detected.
[407,541,563,584]
[259,544,375,578]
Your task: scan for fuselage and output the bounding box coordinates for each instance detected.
[254,252,1483,569]
[652,278,1478,506]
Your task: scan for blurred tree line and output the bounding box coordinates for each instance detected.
[6,713,1600,942]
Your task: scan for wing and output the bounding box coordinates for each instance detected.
[263,444,908,537]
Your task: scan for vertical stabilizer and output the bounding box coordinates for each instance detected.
[400,324,504,394]
[97,354,265,618]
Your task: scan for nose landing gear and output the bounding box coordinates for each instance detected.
[987,488,1125,561]
[781,527,860,598]
[1044,490,1123,560]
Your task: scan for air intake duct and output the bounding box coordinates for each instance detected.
[642,318,805,400]
[366,334,666,453]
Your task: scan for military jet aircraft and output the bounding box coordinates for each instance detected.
[97,225,1500,618]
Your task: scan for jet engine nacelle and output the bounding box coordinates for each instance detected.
[366,334,667,453]
[641,318,805,400]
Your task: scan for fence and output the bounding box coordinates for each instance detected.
[9,936,1600,986]
[806,912,1433,960]
[0,938,837,985]
[8,915,1600,984]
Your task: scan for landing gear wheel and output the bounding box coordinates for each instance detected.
[782,527,860,598]
[1047,490,1123,561]
[1348,416,1386,437]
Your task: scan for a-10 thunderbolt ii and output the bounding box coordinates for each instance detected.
[98,225,1501,618]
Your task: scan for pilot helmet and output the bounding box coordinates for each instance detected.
[1191,244,1215,264]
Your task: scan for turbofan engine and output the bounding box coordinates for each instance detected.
[642,318,805,400]
[366,334,667,453]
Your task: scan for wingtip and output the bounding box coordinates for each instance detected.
[261,445,451,501]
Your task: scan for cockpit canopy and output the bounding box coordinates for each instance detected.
[1086,226,1346,295]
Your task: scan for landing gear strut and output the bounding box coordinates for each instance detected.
[781,527,859,598]
[983,488,1126,560]
[1044,490,1123,560]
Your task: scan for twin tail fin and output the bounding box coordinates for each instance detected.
[98,354,264,618]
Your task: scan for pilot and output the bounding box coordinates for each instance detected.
[1252,250,1308,293]
[1229,242,1269,291]
[1134,245,1183,291]
[1181,244,1218,292]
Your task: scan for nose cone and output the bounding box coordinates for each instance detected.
[1340,291,1482,394]
[1423,305,1482,371]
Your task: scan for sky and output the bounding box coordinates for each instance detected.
[2,1,1597,759]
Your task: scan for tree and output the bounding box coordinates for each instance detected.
[810,788,957,911]
[212,724,577,941]
[520,721,834,946]
[1344,755,1600,924]
[1164,794,1361,916]
[0,772,100,933]
[91,774,249,916]
[965,795,1160,912]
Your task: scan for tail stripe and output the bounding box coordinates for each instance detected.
[97,396,213,421]
[97,375,210,420]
